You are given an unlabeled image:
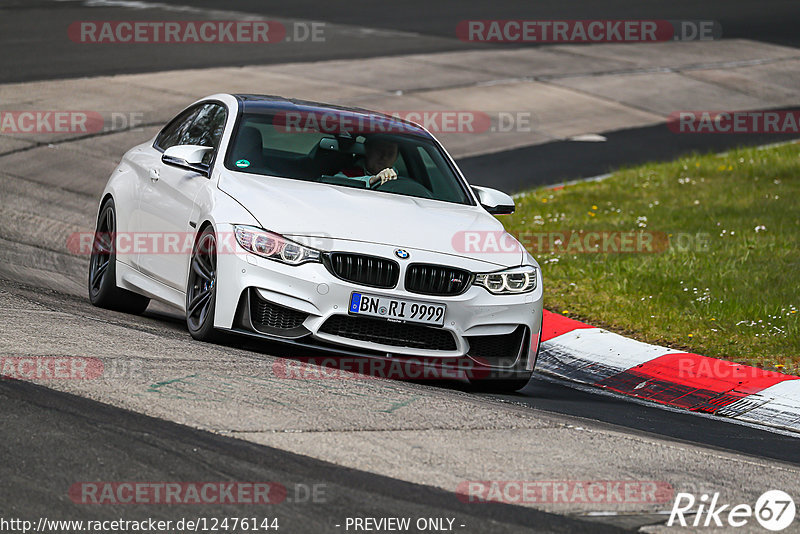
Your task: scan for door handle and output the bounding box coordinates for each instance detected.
[149,168,160,182]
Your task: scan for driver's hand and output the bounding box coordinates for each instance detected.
[370,168,397,186]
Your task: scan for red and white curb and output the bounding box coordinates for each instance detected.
[536,311,800,433]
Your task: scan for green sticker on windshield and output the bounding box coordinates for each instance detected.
[235,159,250,168]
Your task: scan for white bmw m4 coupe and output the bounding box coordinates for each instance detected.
[89,94,543,391]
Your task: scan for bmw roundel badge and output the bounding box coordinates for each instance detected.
[394,249,410,259]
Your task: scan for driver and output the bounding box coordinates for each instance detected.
[335,137,399,188]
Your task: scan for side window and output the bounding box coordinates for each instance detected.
[181,104,227,164]
[154,106,200,151]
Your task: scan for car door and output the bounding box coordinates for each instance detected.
[136,102,227,291]
[127,104,199,272]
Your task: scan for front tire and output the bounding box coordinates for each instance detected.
[88,199,150,314]
[186,227,222,342]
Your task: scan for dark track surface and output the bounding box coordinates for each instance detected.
[460,119,800,192]
[491,378,800,466]
[155,0,800,47]
[0,378,623,534]
[0,0,798,83]
[2,351,798,534]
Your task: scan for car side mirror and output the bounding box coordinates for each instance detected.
[472,186,515,215]
[162,145,214,176]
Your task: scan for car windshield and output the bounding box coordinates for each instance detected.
[224,111,473,205]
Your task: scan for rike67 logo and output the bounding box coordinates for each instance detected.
[668,490,796,531]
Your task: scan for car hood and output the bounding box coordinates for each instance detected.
[218,171,524,268]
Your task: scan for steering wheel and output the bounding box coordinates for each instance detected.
[375,176,433,198]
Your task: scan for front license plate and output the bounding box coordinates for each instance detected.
[349,292,446,327]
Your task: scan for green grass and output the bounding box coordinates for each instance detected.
[501,142,800,373]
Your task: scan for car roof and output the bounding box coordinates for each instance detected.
[232,93,431,138]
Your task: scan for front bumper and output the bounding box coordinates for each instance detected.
[213,226,543,372]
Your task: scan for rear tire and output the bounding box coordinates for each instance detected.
[88,199,150,314]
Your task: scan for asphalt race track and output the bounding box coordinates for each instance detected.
[0,379,617,534]
[1,1,799,533]
[459,117,800,192]
[2,0,799,82]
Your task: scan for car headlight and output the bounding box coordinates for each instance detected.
[474,265,538,294]
[234,225,320,265]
